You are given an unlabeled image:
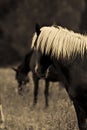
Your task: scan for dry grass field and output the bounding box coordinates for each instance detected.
[0,68,79,130]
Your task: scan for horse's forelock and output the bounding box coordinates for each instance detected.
[31,32,37,49]
[36,26,57,53]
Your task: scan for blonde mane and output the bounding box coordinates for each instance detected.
[31,25,87,59]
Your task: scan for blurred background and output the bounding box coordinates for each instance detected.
[0,0,86,67]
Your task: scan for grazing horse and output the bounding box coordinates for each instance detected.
[12,49,59,107]
[31,24,87,130]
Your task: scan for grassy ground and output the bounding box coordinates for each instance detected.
[0,68,79,130]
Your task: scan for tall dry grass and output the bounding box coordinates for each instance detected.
[0,68,78,130]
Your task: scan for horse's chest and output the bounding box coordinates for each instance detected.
[70,64,87,85]
[66,63,87,99]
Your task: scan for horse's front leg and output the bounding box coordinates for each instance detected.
[33,74,39,105]
[44,80,49,107]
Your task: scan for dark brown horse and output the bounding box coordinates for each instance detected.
[31,24,87,130]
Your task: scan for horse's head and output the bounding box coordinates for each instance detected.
[12,66,29,94]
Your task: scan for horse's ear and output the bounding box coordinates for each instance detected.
[35,23,41,36]
[11,67,18,72]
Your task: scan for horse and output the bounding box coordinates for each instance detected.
[31,24,87,130]
[12,49,60,107]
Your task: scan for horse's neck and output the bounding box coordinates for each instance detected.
[22,49,33,73]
